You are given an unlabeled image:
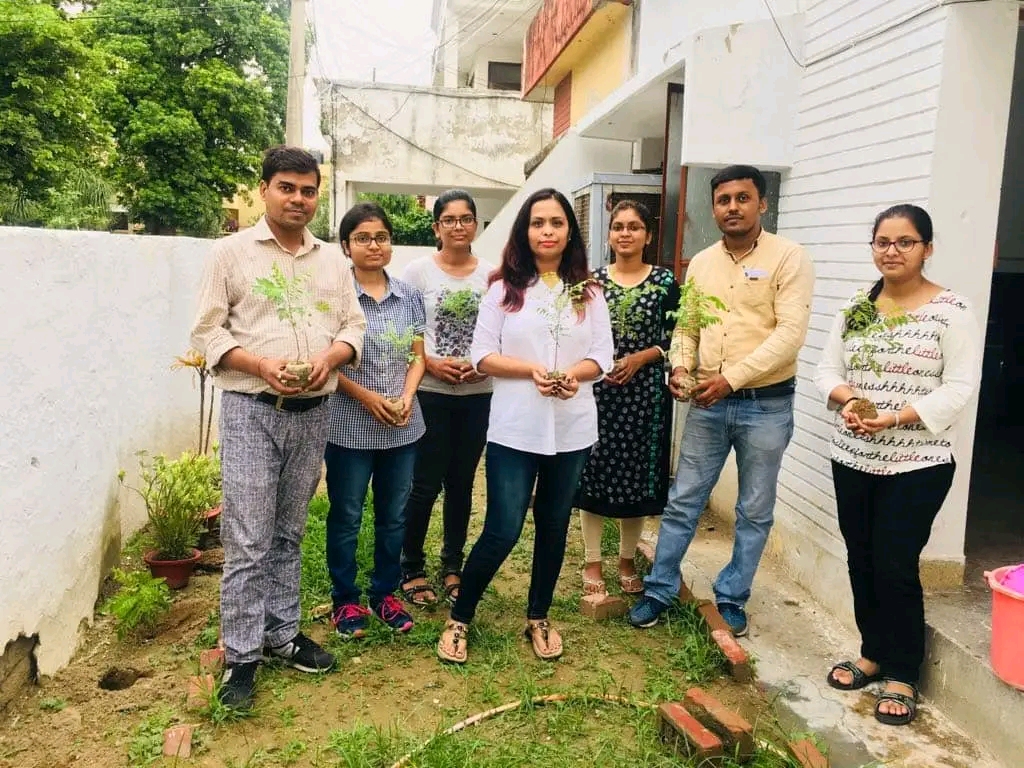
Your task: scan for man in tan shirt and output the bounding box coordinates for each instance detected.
[629,165,813,637]
[191,146,365,710]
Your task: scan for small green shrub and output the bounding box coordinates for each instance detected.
[103,568,172,639]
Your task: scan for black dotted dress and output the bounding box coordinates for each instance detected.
[576,266,680,518]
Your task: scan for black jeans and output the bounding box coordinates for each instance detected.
[451,442,591,624]
[831,460,955,685]
[400,391,491,578]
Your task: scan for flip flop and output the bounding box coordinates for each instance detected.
[524,619,562,661]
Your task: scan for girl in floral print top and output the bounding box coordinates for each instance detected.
[814,204,980,728]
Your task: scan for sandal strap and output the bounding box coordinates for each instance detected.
[876,691,917,712]
[830,660,868,685]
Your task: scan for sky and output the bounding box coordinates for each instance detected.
[308,0,437,86]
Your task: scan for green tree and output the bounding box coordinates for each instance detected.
[0,1,111,225]
[357,193,435,246]
[86,0,289,235]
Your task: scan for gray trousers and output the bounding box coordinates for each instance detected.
[219,391,329,664]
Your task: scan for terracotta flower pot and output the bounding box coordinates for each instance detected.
[144,548,202,590]
[204,504,222,532]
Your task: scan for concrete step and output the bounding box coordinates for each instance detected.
[922,586,1024,768]
[646,524,1004,767]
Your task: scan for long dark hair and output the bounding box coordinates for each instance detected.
[490,188,593,312]
[845,204,934,334]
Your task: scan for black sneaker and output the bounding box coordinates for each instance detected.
[218,661,258,711]
[263,632,335,673]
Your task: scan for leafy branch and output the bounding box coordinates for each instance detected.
[608,282,667,349]
[252,263,329,361]
[538,279,595,373]
[666,278,727,334]
[438,288,481,323]
[841,291,912,377]
[379,322,421,365]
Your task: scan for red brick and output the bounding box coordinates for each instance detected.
[787,739,829,768]
[163,724,193,758]
[186,674,216,709]
[710,629,753,682]
[579,593,627,620]
[198,648,224,675]
[696,600,733,635]
[657,702,724,761]
[683,687,756,760]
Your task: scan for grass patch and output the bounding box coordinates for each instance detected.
[126,708,176,767]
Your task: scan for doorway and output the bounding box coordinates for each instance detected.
[964,20,1024,582]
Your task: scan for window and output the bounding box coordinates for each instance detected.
[554,73,572,138]
[487,62,522,91]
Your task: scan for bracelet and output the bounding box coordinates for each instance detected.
[841,395,860,406]
[893,412,901,428]
[256,356,267,376]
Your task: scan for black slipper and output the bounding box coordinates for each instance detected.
[827,660,883,691]
[874,681,918,726]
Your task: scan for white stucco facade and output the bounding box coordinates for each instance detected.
[0,230,211,675]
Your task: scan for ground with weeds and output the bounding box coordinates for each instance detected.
[0,475,815,767]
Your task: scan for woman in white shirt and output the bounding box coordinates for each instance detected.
[814,204,979,727]
[436,188,614,664]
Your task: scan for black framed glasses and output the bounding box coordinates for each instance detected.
[870,238,924,254]
[610,222,647,233]
[351,232,391,246]
[438,215,477,229]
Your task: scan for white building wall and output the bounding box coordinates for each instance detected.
[0,230,211,674]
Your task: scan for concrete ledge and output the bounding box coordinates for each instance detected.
[920,620,1023,768]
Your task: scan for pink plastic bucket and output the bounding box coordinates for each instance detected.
[985,565,1024,691]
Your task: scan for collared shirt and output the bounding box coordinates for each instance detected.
[191,216,366,396]
[471,278,615,455]
[328,273,426,450]
[669,229,814,390]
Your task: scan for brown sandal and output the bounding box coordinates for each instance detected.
[618,573,644,595]
[524,619,563,660]
[437,620,468,664]
[581,569,607,596]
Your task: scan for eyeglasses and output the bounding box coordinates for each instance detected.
[438,215,477,229]
[351,232,391,246]
[870,238,925,254]
[610,222,647,233]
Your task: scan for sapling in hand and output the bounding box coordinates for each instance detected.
[538,279,595,384]
[378,321,422,425]
[436,287,482,370]
[252,262,330,388]
[841,290,912,420]
[667,278,727,400]
[607,282,667,371]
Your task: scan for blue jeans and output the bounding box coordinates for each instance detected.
[644,395,794,609]
[324,441,417,607]
[451,442,591,624]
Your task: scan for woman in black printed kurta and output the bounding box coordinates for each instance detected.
[575,201,680,595]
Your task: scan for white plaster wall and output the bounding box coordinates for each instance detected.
[472,132,634,258]
[390,245,439,277]
[0,229,212,674]
[680,17,804,171]
[634,0,806,76]
[324,83,552,197]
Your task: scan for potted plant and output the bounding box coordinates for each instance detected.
[252,262,330,389]
[667,278,728,400]
[378,321,422,424]
[607,282,667,372]
[841,290,911,420]
[435,287,482,368]
[171,349,222,530]
[120,452,222,589]
[539,279,595,384]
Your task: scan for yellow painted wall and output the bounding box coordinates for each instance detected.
[569,11,631,125]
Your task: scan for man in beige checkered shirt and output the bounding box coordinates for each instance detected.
[191,146,365,710]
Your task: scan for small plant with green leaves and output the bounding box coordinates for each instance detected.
[377,321,422,421]
[120,451,221,586]
[841,290,912,419]
[126,708,176,767]
[436,288,482,364]
[667,278,728,399]
[538,279,596,382]
[102,568,172,640]
[607,282,667,368]
[252,262,331,388]
[39,697,67,712]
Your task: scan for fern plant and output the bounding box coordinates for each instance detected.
[103,569,172,640]
[841,290,912,419]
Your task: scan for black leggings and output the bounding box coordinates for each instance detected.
[400,391,491,578]
[831,460,955,685]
